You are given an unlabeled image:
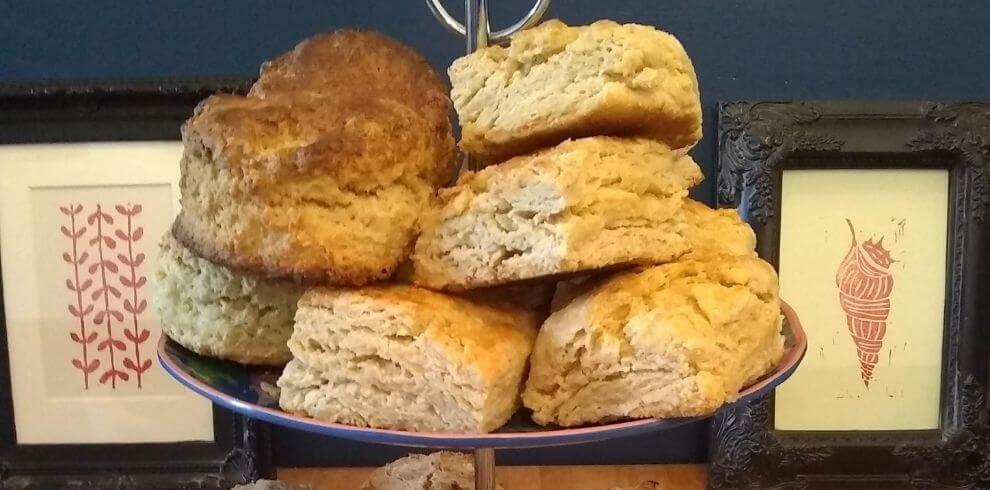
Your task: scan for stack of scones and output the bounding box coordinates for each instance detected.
[155,20,784,434]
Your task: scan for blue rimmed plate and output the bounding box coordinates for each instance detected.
[159,300,806,449]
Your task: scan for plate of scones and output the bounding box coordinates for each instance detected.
[157,19,807,449]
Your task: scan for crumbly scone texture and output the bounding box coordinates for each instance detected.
[249,29,453,151]
[681,199,756,258]
[522,256,785,426]
[152,232,304,365]
[174,92,456,284]
[450,19,702,163]
[411,137,702,290]
[361,452,503,490]
[277,285,537,433]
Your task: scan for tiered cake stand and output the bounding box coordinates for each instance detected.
[158,3,808,488]
[159,301,805,489]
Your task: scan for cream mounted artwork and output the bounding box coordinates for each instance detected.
[0,142,213,444]
[774,168,946,432]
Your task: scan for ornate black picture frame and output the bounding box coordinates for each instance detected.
[709,101,990,489]
[0,82,273,488]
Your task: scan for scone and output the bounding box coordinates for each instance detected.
[523,256,785,426]
[277,285,537,433]
[412,137,702,290]
[682,199,756,258]
[450,19,701,163]
[362,452,503,490]
[174,92,455,284]
[152,232,304,365]
[249,29,453,155]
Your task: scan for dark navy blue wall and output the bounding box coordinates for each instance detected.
[5,0,988,466]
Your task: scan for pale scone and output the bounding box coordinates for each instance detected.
[412,137,703,291]
[277,285,537,433]
[682,199,756,258]
[174,92,455,285]
[152,232,304,365]
[249,29,453,150]
[523,256,785,426]
[362,452,503,490]
[450,19,701,163]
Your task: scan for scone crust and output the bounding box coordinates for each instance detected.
[152,232,303,365]
[175,93,455,284]
[450,19,702,163]
[249,29,452,137]
[411,137,702,290]
[278,285,537,432]
[682,199,757,258]
[296,285,538,382]
[523,256,785,426]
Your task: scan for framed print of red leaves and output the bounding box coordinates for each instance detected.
[0,82,270,488]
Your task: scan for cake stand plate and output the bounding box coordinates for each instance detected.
[159,301,806,450]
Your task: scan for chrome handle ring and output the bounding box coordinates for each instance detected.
[425,0,551,44]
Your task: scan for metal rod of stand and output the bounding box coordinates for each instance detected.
[469,2,493,481]
[424,1,552,486]
[474,447,497,490]
[465,0,490,53]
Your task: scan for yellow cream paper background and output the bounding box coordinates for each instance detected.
[774,169,948,431]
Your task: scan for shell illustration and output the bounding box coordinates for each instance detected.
[835,219,895,387]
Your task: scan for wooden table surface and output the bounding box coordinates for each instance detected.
[278,464,707,489]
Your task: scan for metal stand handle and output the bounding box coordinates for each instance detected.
[426,0,551,172]
[426,0,551,45]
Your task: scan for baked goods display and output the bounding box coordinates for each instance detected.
[153,233,304,365]
[449,19,702,164]
[278,285,537,432]
[522,256,784,426]
[361,452,503,489]
[158,19,787,439]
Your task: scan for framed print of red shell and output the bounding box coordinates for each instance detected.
[712,101,990,488]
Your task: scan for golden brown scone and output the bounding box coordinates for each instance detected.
[249,29,453,157]
[449,19,701,163]
[681,199,756,258]
[411,137,702,291]
[278,285,537,433]
[175,93,456,284]
[523,256,784,427]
